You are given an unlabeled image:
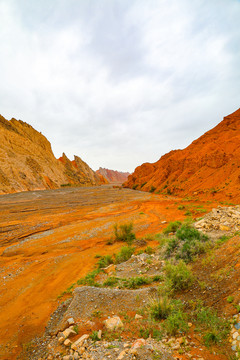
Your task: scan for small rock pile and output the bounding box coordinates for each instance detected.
[195,205,240,234]
[37,316,174,360]
[230,312,240,358]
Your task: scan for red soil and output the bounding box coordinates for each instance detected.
[0,185,219,360]
[125,108,240,202]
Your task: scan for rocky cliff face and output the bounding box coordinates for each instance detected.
[97,167,130,183]
[124,108,240,202]
[59,153,102,186]
[0,115,103,194]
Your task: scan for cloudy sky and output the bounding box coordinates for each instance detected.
[0,0,240,172]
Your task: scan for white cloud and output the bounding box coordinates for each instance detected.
[0,0,240,172]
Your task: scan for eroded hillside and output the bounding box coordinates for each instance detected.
[0,115,103,194]
[97,167,130,183]
[124,108,240,202]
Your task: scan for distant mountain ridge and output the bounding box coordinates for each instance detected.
[96,167,130,183]
[0,114,103,194]
[124,108,240,202]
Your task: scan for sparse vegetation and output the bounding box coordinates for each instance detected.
[165,224,210,262]
[149,186,156,193]
[114,223,136,245]
[115,246,135,264]
[163,221,182,234]
[165,260,194,291]
[148,294,172,320]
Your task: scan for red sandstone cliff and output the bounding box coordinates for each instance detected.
[124,108,240,202]
[0,115,103,194]
[96,167,130,183]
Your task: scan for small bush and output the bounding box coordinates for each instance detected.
[148,295,172,320]
[103,276,119,287]
[163,221,182,235]
[90,330,100,341]
[139,327,150,339]
[178,205,185,210]
[115,246,135,264]
[132,184,138,190]
[114,223,136,245]
[227,296,234,303]
[77,269,100,287]
[144,246,154,255]
[165,224,210,262]
[166,238,179,257]
[140,182,147,188]
[176,224,208,242]
[149,186,156,193]
[195,305,230,346]
[165,308,189,336]
[165,260,194,291]
[97,255,114,269]
[124,276,152,289]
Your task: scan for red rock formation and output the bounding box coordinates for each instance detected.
[97,167,130,183]
[0,114,103,194]
[124,108,240,202]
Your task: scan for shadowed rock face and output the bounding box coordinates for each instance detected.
[124,108,240,202]
[0,114,103,194]
[97,167,130,183]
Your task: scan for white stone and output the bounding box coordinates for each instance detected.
[67,318,75,326]
[104,316,123,331]
[73,334,89,347]
[62,328,77,339]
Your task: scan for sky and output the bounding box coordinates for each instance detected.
[0,0,240,173]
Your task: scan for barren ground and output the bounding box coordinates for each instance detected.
[0,185,220,359]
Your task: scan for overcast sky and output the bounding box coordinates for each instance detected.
[0,0,240,172]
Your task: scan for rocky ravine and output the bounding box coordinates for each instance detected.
[0,115,104,194]
[124,108,240,202]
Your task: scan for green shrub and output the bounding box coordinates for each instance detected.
[148,295,172,320]
[195,305,230,346]
[227,296,234,303]
[90,330,100,341]
[166,238,179,257]
[103,277,119,287]
[176,224,208,242]
[165,260,194,291]
[140,182,147,188]
[149,186,156,193]
[165,224,210,262]
[132,184,138,190]
[178,205,185,210]
[165,308,189,336]
[77,269,100,287]
[115,246,135,264]
[114,223,136,245]
[163,221,182,235]
[144,246,154,255]
[97,255,114,269]
[124,276,152,289]
[139,327,150,339]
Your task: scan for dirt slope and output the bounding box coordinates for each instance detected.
[97,167,130,183]
[124,108,240,202]
[0,115,103,194]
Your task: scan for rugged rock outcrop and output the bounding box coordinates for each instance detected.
[0,114,103,194]
[97,167,130,183]
[124,108,240,202]
[59,153,102,187]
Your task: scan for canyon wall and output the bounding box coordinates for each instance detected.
[124,108,240,202]
[0,115,103,194]
[97,167,130,183]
